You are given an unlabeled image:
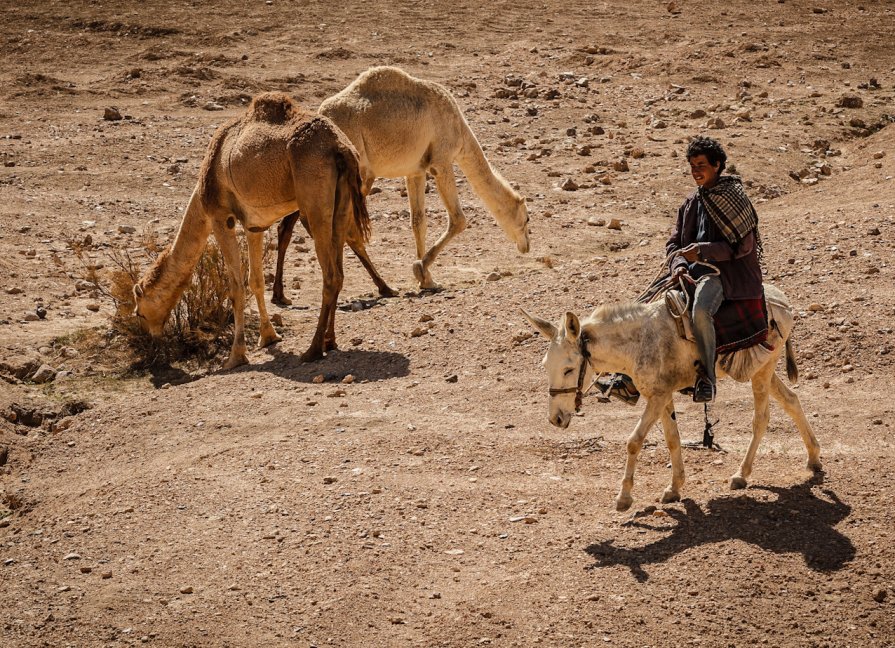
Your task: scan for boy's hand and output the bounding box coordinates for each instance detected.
[680,243,700,262]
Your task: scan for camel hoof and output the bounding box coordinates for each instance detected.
[222,354,248,370]
[661,488,681,504]
[807,458,823,472]
[258,332,282,348]
[730,476,748,490]
[412,261,440,290]
[615,495,633,512]
[300,350,323,363]
[272,294,292,306]
[379,286,398,298]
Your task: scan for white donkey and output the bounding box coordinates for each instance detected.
[523,283,821,511]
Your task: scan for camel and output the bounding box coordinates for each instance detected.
[133,92,389,368]
[272,65,531,304]
[523,284,822,512]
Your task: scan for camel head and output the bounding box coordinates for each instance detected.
[494,193,530,254]
[522,309,589,429]
[132,282,166,337]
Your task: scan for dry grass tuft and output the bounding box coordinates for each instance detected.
[67,231,270,369]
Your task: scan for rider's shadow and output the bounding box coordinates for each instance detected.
[584,481,855,582]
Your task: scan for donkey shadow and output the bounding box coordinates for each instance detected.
[585,480,854,582]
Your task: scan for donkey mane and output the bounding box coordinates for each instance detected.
[589,302,649,325]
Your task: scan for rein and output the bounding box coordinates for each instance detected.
[548,334,592,413]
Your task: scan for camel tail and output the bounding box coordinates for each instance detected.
[339,149,371,243]
[785,337,799,385]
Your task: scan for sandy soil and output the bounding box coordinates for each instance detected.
[1,1,894,646]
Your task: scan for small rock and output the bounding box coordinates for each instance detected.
[117,225,136,235]
[631,147,645,159]
[690,109,707,119]
[607,218,623,230]
[837,95,863,109]
[0,446,7,466]
[410,326,428,337]
[86,303,100,312]
[445,374,459,383]
[35,306,47,320]
[808,303,824,312]
[101,571,112,579]
[341,374,355,384]
[203,102,225,111]
[612,159,629,172]
[79,566,92,574]
[23,313,40,322]
[872,151,886,160]
[587,217,606,227]
[5,287,23,295]
[179,586,194,594]
[323,476,337,485]
[103,107,122,121]
[31,364,57,384]
[270,313,283,326]
[63,553,81,560]
[312,374,325,384]
[873,589,887,603]
[868,227,881,236]
[561,178,579,191]
[485,272,502,282]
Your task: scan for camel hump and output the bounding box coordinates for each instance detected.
[248,92,302,124]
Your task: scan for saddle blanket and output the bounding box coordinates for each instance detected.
[713,295,769,354]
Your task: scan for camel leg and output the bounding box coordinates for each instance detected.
[769,372,822,472]
[617,396,667,511]
[348,235,396,297]
[405,174,437,290]
[211,219,248,369]
[246,230,281,348]
[415,166,469,290]
[731,365,773,489]
[660,399,686,504]
[273,211,300,306]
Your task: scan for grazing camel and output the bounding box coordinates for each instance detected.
[523,284,821,511]
[133,92,388,368]
[272,65,530,303]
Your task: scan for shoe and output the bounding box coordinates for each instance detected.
[693,377,716,403]
[597,374,641,406]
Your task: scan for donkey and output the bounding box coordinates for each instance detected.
[523,283,821,511]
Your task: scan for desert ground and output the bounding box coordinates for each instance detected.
[2,1,895,646]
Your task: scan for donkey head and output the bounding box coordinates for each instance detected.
[522,309,588,429]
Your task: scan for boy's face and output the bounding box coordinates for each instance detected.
[689,154,721,188]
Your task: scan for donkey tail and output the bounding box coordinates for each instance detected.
[785,337,799,385]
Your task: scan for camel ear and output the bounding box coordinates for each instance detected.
[564,312,580,341]
[520,308,557,340]
[133,284,144,299]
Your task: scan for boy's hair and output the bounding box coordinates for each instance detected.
[686,136,727,174]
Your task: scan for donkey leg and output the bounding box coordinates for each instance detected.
[405,175,436,289]
[415,166,468,290]
[731,366,772,489]
[660,399,686,503]
[246,230,281,348]
[211,219,248,369]
[769,372,822,472]
[617,397,666,511]
[272,211,300,306]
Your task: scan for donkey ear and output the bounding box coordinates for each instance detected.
[564,311,581,341]
[133,284,144,299]
[520,308,557,340]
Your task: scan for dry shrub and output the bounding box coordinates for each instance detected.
[68,231,273,369]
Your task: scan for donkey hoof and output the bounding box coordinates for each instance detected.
[661,488,681,504]
[272,294,293,306]
[615,495,633,512]
[730,476,748,490]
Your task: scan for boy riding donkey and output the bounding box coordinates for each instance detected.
[604,136,764,404]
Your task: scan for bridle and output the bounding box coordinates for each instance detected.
[547,334,593,413]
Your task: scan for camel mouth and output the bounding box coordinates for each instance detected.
[516,238,530,254]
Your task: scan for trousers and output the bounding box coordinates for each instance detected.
[692,275,724,384]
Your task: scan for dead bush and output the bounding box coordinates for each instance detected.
[67,230,276,369]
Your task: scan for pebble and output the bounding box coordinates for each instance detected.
[101,571,112,579]
[117,225,136,234]
[410,326,428,337]
[312,374,325,384]
[445,374,459,383]
[5,287,23,295]
[23,313,40,322]
[323,476,337,484]
[86,303,100,312]
[587,216,606,227]
[612,159,629,172]
[607,218,623,230]
[103,107,122,121]
[341,374,355,384]
[485,272,502,282]
[80,566,92,574]
[63,553,81,560]
[31,364,57,384]
[838,95,863,109]
[561,178,579,191]
[873,589,887,603]
[270,313,283,326]
[203,102,225,111]
[179,586,194,594]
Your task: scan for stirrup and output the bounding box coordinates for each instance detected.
[596,374,640,406]
[692,377,716,403]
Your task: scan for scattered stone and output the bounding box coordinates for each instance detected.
[561,178,579,191]
[667,1,682,14]
[607,218,623,230]
[631,147,645,159]
[485,272,502,282]
[203,102,225,111]
[868,227,881,235]
[587,216,606,227]
[0,446,7,466]
[63,553,81,560]
[808,303,825,312]
[117,225,136,234]
[612,159,629,172]
[410,326,428,337]
[179,586,194,594]
[31,364,57,384]
[509,515,538,524]
[80,566,92,574]
[5,287,23,295]
[86,303,100,312]
[873,588,887,603]
[872,151,886,160]
[445,374,458,383]
[270,313,283,326]
[444,548,464,555]
[690,109,707,119]
[323,476,337,485]
[312,374,325,384]
[327,389,346,398]
[342,374,355,384]
[837,95,863,109]
[103,107,122,121]
[23,313,40,322]
[101,571,112,579]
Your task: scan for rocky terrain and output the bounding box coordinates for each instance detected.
[1,1,894,646]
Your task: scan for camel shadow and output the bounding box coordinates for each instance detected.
[584,480,855,582]
[242,345,411,383]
